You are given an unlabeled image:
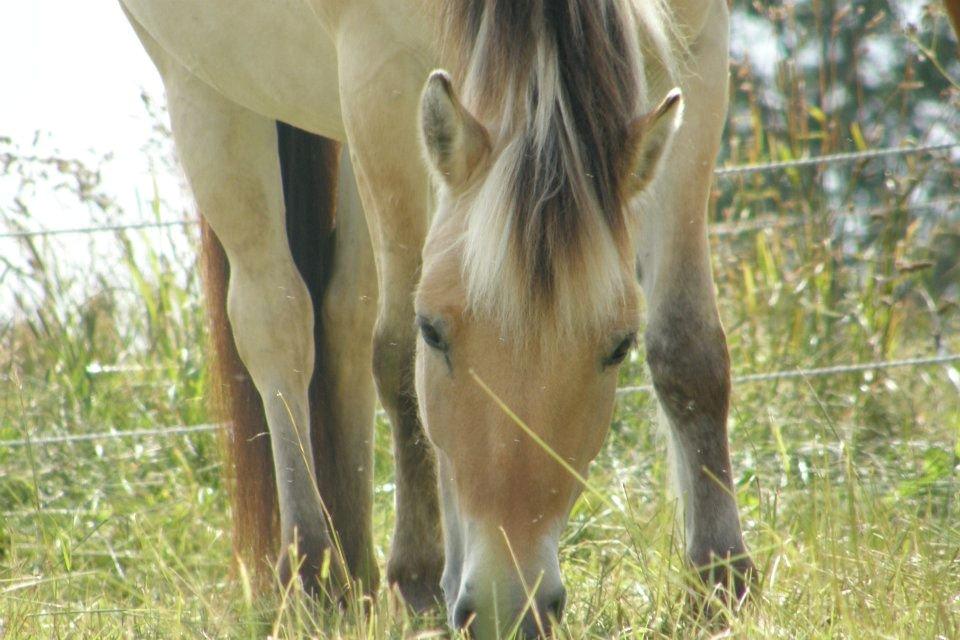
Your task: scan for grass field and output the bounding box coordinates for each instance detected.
[2,170,958,638]
[2,2,960,638]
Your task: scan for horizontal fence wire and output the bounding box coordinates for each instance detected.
[2,423,221,448]
[4,353,958,449]
[713,141,959,177]
[2,142,957,241]
[616,352,960,396]
[2,142,958,449]
[0,218,195,240]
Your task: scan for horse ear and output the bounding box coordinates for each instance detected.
[624,88,683,194]
[419,70,490,188]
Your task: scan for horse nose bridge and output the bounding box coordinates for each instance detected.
[484,380,583,450]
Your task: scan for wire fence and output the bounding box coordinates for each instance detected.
[3,140,958,450]
[2,141,957,241]
[712,141,959,177]
[0,219,193,240]
[617,352,960,396]
[2,424,220,449]
[4,352,958,450]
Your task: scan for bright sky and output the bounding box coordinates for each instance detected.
[0,0,181,226]
[0,1,191,316]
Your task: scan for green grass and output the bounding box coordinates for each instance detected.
[2,2,960,637]
[2,179,958,638]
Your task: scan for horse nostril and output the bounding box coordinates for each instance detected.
[545,586,566,621]
[452,598,476,630]
[519,587,567,638]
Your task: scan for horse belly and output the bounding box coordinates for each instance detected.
[122,0,344,139]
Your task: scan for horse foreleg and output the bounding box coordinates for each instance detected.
[637,0,755,601]
[311,149,380,592]
[161,62,346,596]
[337,39,444,612]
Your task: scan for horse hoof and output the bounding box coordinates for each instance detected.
[387,559,445,613]
[690,546,757,608]
[277,533,349,602]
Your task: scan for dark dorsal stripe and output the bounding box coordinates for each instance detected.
[442,0,641,303]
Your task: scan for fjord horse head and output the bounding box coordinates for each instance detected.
[414,3,682,633]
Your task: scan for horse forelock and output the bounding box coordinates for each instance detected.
[440,0,676,338]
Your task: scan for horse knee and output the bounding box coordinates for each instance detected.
[644,316,730,426]
[226,259,314,391]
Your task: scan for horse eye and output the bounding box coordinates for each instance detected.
[417,316,447,351]
[605,333,636,366]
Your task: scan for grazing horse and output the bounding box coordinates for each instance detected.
[121,0,753,635]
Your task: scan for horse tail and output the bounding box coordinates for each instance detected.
[202,122,340,581]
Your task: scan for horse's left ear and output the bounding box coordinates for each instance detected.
[624,88,683,194]
[419,70,491,189]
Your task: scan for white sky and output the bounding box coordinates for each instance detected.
[0,1,192,316]
[0,1,182,225]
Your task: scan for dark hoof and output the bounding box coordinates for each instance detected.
[689,548,757,610]
[387,559,445,613]
[277,532,349,602]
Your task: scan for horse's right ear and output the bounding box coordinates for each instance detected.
[419,70,490,188]
[624,88,683,195]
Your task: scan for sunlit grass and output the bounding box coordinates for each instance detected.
[1,218,957,637]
